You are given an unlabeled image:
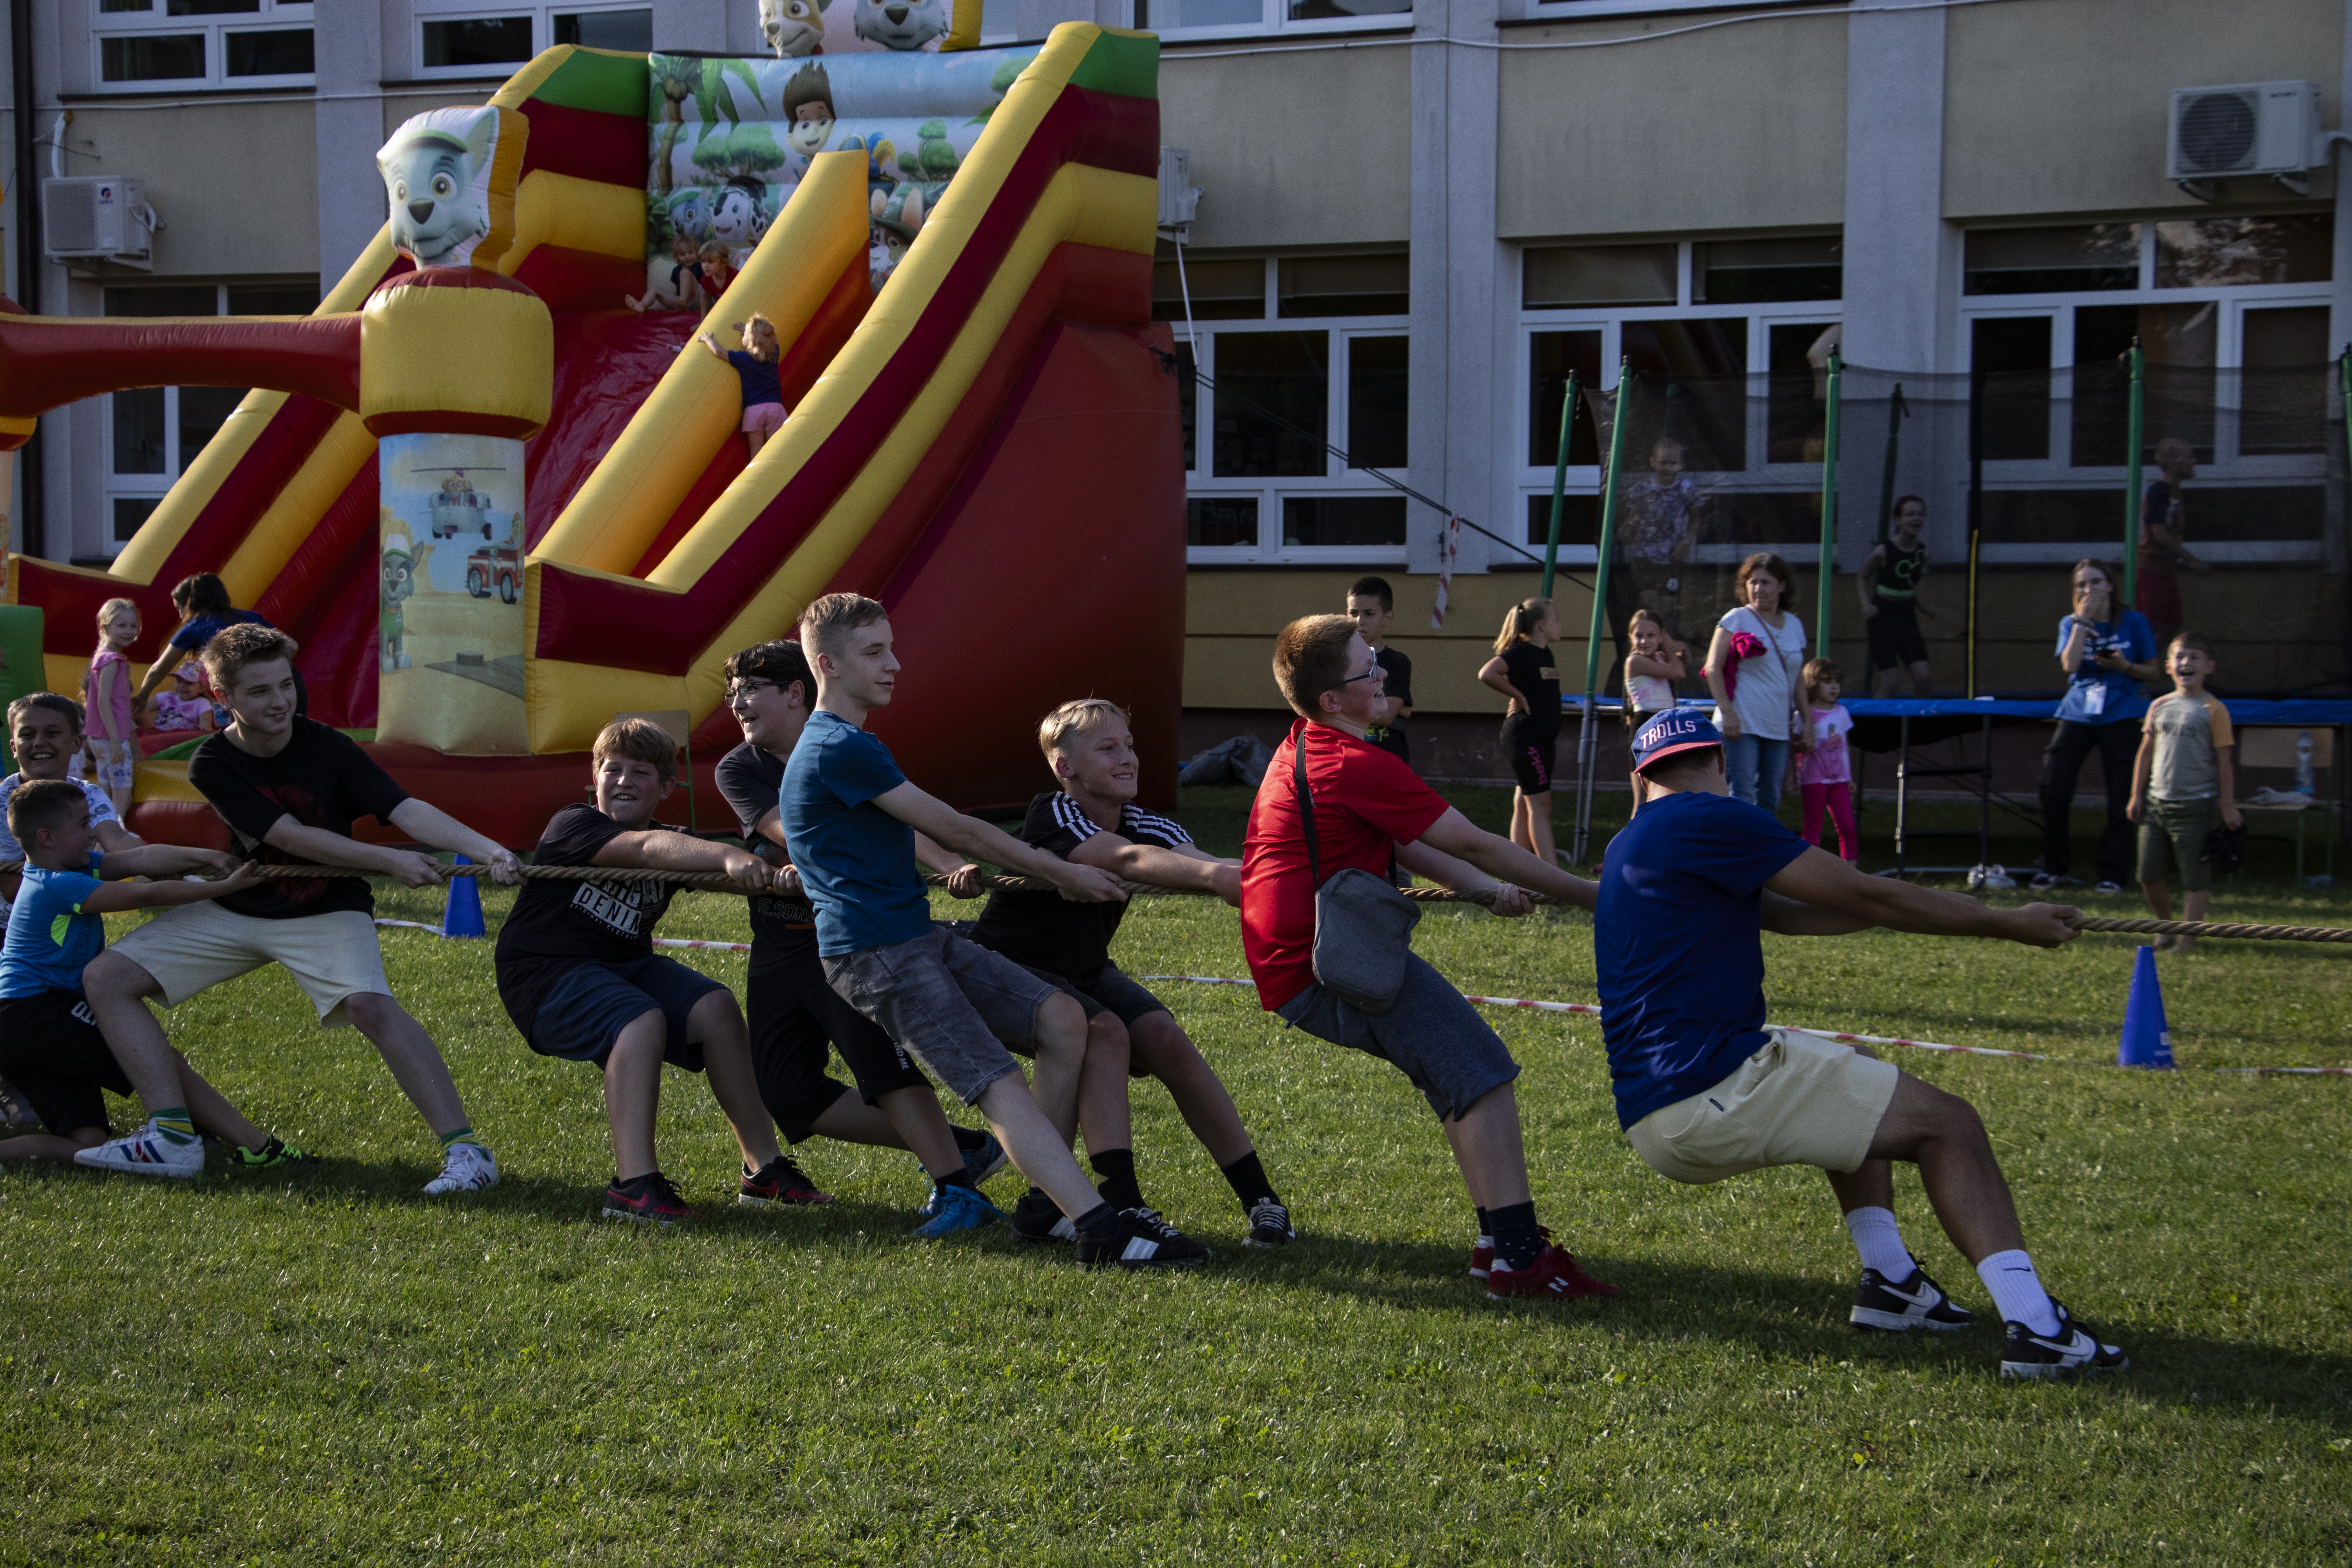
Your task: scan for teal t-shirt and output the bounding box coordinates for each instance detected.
[0,852,107,998]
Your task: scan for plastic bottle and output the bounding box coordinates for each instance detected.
[2296,731,2316,795]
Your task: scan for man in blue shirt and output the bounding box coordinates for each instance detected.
[783,593,1209,1270]
[1599,709,2129,1380]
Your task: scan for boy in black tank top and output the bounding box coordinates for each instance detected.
[1857,496,1937,697]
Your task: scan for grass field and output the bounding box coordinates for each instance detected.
[3,784,2347,1564]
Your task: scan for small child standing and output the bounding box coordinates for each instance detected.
[1797,657,1858,861]
[697,312,786,461]
[1622,609,1687,816]
[2128,631,2239,955]
[84,599,141,819]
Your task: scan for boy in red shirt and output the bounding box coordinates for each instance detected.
[1242,613,1618,1301]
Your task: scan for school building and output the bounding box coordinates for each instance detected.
[4,0,2345,776]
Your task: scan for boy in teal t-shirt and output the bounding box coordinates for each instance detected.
[0,779,306,1178]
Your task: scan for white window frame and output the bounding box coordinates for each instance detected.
[89,0,315,93]
[1178,258,1414,566]
[410,0,651,78]
[1140,0,1411,47]
[1959,220,2332,566]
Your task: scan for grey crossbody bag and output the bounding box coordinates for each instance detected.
[1294,729,1421,1013]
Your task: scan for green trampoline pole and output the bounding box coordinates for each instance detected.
[1817,349,1841,658]
[1540,369,1577,600]
[2122,338,2144,608]
[1876,383,1907,547]
[1572,358,1631,866]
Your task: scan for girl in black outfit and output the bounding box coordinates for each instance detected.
[1477,597,1563,866]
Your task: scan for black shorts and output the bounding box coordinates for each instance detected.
[1867,601,1929,668]
[1015,962,1170,1075]
[748,944,931,1144]
[1500,719,1558,794]
[526,955,727,1072]
[0,990,129,1136]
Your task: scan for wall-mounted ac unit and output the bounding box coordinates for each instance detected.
[1157,146,1200,242]
[2168,81,2321,184]
[43,177,153,267]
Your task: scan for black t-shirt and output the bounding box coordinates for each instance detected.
[1499,641,1561,738]
[1367,644,1415,763]
[969,792,1192,982]
[188,720,410,920]
[494,805,682,1041]
[713,741,823,967]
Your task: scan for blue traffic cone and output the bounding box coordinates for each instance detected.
[2117,944,2173,1068]
[440,853,487,939]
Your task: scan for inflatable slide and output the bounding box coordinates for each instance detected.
[0,22,1181,845]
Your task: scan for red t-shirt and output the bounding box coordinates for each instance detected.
[1242,718,1451,1010]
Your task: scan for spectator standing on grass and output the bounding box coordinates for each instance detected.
[2034,560,2159,894]
[83,599,142,820]
[1702,552,1811,816]
[1856,495,1936,698]
[1797,658,1858,863]
[2137,438,2210,650]
[2128,632,2240,956]
[1622,609,1686,818]
[1477,597,1563,867]
[1346,576,1414,768]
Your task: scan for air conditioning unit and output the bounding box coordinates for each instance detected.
[2168,81,2321,184]
[1157,146,1200,242]
[43,177,153,267]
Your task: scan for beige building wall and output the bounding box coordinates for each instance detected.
[61,101,320,277]
[1496,11,1847,240]
[1944,0,2344,218]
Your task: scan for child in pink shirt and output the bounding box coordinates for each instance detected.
[85,598,142,818]
[1798,657,1857,862]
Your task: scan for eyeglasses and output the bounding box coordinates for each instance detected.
[1340,666,1384,686]
[726,679,778,702]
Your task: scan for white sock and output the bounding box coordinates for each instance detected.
[1976,1249,2061,1334]
[1843,1207,1914,1279]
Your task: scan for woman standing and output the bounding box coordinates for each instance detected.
[1702,552,1811,813]
[2033,559,2160,893]
[1478,597,1563,865]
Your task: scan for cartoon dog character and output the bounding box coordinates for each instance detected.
[782,62,838,176]
[868,183,925,289]
[664,188,711,249]
[381,530,416,673]
[709,175,769,265]
[759,0,830,55]
[377,108,502,267]
[851,0,950,51]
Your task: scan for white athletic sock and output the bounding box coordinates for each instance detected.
[1975,1249,2061,1335]
[1843,1207,1914,1280]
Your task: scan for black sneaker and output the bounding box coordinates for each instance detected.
[1076,1207,1210,1271]
[2000,1301,2129,1380]
[737,1154,833,1207]
[0,1075,42,1130]
[1009,1188,1077,1244]
[1850,1265,1975,1332]
[1243,1196,1296,1248]
[226,1135,319,1173]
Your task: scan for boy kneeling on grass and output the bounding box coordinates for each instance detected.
[495,718,805,1225]
[0,780,309,1176]
[1604,708,2127,1378]
[2129,631,2239,956]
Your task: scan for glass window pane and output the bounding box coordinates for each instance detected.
[105,285,217,316]
[1278,254,1408,318]
[1281,495,1406,547]
[1174,340,1197,472]
[421,16,534,69]
[1970,316,2051,461]
[1344,335,1407,470]
[1527,329,1601,468]
[1134,0,1264,28]
[1154,258,1265,322]
[1212,330,1328,478]
[113,498,162,543]
[1289,0,1410,20]
[1185,496,1257,548]
[2241,306,2328,456]
[113,391,167,475]
[227,283,321,315]
[1525,491,1599,546]
[1695,236,1841,304]
[167,0,257,11]
[99,0,154,12]
[1523,244,1675,308]
[226,27,313,74]
[1766,321,1838,464]
[2154,215,2332,288]
[178,386,245,474]
[1963,224,2139,295]
[1622,318,1747,469]
[100,34,206,81]
[2069,302,2216,467]
[553,8,651,48]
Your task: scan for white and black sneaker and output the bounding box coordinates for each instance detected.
[1008,1189,1077,1244]
[1243,1196,1296,1247]
[2000,1301,2130,1380]
[1850,1266,1976,1332]
[1076,1207,1209,1271]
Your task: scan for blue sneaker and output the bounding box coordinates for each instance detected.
[961,1129,1009,1186]
[913,1181,1003,1238]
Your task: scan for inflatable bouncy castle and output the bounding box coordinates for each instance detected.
[0,21,1182,846]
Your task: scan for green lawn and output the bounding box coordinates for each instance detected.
[3,785,2347,1564]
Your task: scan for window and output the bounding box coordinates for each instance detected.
[93,0,313,89]
[1133,0,1407,43]
[102,282,321,553]
[1964,225,2141,295]
[1161,252,1412,563]
[413,2,648,76]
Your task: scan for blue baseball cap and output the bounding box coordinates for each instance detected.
[1630,707,1723,772]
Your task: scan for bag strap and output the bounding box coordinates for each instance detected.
[1293,728,1321,892]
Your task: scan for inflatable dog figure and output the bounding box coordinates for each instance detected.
[381,531,417,672]
[376,107,505,267]
[760,0,829,56]
[852,0,950,51]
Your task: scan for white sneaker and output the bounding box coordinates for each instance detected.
[424,1141,499,1195]
[74,1121,205,1180]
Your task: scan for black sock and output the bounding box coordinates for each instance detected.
[1475,1205,1491,1237]
[1026,1184,1048,1204]
[951,1124,988,1153]
[1073,1200,1122,1239]
[1489,1201,1543,1272]
[935,1166,976,1191]
[1219,1150,1277,1210]
[1090,1148,1144,1211]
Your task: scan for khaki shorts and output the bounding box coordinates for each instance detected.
[1627,1028,1900,1184]
[109,904,391,1028]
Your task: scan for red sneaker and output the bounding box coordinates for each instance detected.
[602,1170,699,1225]
[1469,1224,1549,1279]
[1485,1244,1620,1301]
[738,1154,833,1207]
